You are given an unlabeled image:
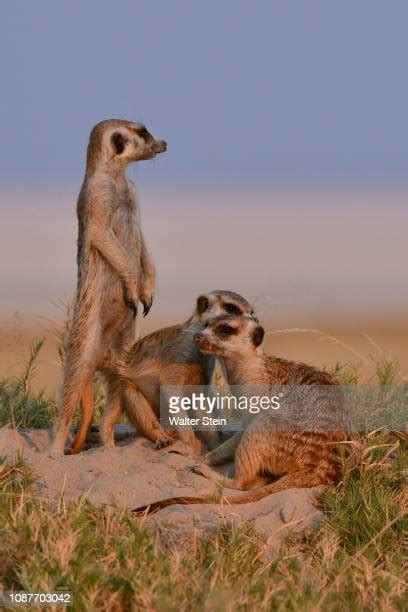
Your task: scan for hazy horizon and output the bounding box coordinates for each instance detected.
[1,184,407,324]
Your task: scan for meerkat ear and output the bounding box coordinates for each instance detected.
[196,294,210,315]
[252,325,265,347]
[111,131,127,155]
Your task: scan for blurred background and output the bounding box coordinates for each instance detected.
[1,1,407,389]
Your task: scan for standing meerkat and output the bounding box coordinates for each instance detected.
[133,314,352,512]
[50,119,167,455]
[98,290,258,454]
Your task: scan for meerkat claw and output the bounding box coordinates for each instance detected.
[155,436,173,449]
[191,463,213,478]
[167,447,192,457]
[142,299,152,317]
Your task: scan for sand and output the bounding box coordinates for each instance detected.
[0,427,323,549]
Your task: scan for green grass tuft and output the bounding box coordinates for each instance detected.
[0,338,107,429]
[0,340,57,428]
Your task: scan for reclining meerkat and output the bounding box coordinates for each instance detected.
[133,314,352,512]
[50,119,167,455]
[99,290,258,454]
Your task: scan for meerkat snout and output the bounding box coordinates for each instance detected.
[193,331,216,354]
[136,125,167,156]
[141,134,167,160]
[153,139,167,153]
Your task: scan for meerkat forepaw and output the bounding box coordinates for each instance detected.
[154,435,173,450]
[123,284,138,317]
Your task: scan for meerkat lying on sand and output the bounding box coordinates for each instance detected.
[133,314,352,512]
[100,290,257,453]
[51,119,166,455]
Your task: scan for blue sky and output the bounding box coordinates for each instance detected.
[1,0,408,184]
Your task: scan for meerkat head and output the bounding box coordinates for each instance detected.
[86,119,167,172]
[193,290,258,323]
[194,315,265,358]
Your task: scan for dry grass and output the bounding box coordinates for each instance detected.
[0,436,406,611]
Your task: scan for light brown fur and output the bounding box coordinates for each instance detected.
[50,119,166,455]
[133,315,352,512]
[100,291,257,453]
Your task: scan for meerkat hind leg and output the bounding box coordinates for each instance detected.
[50,358,96,455]
[66,380,94,454]
[99,379,124,447]
[192,463,262,491]
[173,427,202,456]
[193,429,270,490]
[199,429,222,452]
[122,386,173,448]
[201,432,243,466]
[250,468,330,497]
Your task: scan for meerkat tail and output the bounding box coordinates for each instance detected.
[132,467,331,514]
[132,495,219,515]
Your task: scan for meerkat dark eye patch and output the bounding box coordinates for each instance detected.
[137,126,150,140]
[252,325,265,347]
[196,295,210,314]
[218,324,236,337]
[224,302,242,316]
[111,132,127,155]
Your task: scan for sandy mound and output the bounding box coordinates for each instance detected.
[0,427,323,547]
